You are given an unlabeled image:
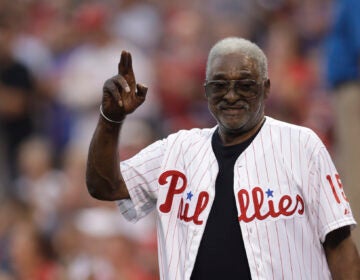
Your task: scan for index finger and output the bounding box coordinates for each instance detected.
[118,50,134,76]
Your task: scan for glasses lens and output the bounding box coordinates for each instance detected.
[205,80,260,98]
[206,81,228,96]
[234,80,258,97]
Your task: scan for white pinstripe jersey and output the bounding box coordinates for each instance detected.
[117,116,356,280]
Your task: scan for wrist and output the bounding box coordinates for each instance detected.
[99,105,125,124]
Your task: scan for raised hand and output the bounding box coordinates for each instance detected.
[101,50,148,122]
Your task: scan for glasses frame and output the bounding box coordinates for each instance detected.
[204,79,263,99]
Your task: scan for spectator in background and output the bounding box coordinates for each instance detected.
[155,8,210,133]
[15,137,67,233]
[0,14,35,192]
[9,220,64,280]
[112,0,163,52]
[58,2,159,151]
[265,18,315,125]
[325,0,360,249]
[68,207,158,280]
[0,198,30,277]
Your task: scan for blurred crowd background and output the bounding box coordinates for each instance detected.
[0,0,356,279]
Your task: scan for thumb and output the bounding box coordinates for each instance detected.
[136,83,148,98]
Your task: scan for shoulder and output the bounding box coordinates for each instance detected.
[264,116,325,151]
[130,127,216,158]
[265,116,320,137]
[165,127,216,144]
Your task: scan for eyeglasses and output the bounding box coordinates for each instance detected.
[204,79,261,99]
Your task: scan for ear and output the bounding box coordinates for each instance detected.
[263,78,270,99]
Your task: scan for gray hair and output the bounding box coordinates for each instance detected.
[206,37,268,79]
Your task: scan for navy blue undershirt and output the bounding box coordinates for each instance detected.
[191,125,263,279]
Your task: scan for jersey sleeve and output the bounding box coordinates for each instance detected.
[117,138,166,222]
[309,139,357,243]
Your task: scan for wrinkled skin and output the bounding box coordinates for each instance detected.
[206,52,270,145]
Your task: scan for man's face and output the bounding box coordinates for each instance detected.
[205,51,269,136]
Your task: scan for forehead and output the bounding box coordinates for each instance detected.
[208,52,261,80]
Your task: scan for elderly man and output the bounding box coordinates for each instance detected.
[86,37,360,279]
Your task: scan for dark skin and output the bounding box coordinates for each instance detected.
[86,50,360,279]
[324,226,360,279]
[86,51,145,201]
[206,52,270,146]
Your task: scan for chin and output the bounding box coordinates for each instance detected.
[219,122,247,134]
[220,116,247,128]
[217,110,264,134]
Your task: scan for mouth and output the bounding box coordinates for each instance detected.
[220,105,248,114]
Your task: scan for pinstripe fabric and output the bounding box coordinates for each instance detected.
[117,116,356,280]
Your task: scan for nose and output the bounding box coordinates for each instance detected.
[223,82,239,102]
